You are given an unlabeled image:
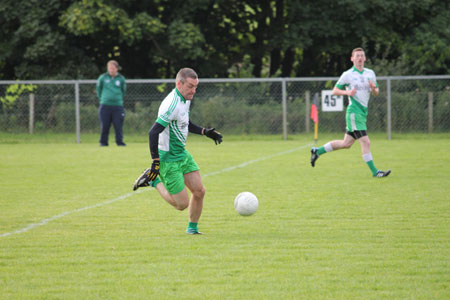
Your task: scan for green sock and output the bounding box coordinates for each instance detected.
[187,222,199,233]
[188,222,198,230]
[366,160,378,176]
[317,146,326,155]
[151,177,161,188]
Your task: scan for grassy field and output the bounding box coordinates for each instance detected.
[1,133,449,299]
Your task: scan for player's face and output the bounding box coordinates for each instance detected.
[351,51,366,69]
[177,77,198,100]
[107,63,118,77]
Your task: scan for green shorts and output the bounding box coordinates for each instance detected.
[346,112,367,132]
[159,152,200,195]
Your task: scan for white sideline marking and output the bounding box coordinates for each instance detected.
[202,143,313,178]
[1,143,312,238]
[0,190,145,238]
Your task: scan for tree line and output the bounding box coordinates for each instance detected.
[1,0,449,80]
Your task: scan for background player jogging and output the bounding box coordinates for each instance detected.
[310,47,391,178]
[132,68,222,234]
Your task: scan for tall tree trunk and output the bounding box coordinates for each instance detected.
[270,48,281,76]
[296,47,315,77]
[251,0,271,77]
[251,49,263,77]
[269,0,284,76]
[281,47,294,77]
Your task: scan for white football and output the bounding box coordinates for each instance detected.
[234,192,258,216]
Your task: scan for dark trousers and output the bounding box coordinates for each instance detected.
[99,105,125,145]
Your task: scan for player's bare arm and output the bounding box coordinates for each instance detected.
[332,86,356,97]
[369,81,379,96]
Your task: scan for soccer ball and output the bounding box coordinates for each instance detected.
[234,192,258,216]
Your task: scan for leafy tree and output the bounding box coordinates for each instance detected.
[0,0,448,80]
[59,0,166,78]
[0,0,99,79]
[293,0,450,76]
[400,4,450,75]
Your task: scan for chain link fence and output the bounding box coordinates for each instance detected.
[0,76,449,142]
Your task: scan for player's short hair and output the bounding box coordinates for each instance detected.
[107,60,121,70]
[176,68,198,84]
[351,47,365,56]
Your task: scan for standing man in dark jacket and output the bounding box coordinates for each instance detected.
[96,60,127,146]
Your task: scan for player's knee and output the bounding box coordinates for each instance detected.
[176,201,189,211]
[193,185,206,199]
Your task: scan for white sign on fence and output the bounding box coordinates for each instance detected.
[321,90,343,111]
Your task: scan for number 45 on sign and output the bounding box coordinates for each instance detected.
[321,90,343,112]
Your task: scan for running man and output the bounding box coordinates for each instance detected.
[310,48,390,178]
[132,68,223,234]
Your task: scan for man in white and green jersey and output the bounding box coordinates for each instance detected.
[310,48,390,178]
[132,68,223,234]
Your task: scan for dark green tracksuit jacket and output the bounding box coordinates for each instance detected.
[96,73,126,106]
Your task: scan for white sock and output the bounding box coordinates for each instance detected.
[362,152,373,162]
[324,142,333,153]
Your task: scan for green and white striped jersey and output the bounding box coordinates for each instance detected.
[335,66,378,116]
[156,88,190,162]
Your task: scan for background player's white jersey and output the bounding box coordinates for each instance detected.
[156,88,191,161]
[335,67,377,114]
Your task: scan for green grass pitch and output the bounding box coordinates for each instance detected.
[1,133,449,299]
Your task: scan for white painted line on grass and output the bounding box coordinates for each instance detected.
[202,143,313,178]
[1,143,312,238]
[0,190,146,238]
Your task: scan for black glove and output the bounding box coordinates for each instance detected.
[204,128,223,145]
[148,160,160,181]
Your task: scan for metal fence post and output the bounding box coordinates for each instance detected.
[29,93,34,134]
[428,92,433,133]
[386,78,391,140]
[282,79,287,140]
[305,91,310,133]
[75,81,81,144]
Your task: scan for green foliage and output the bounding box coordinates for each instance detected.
[401,8,450,75]
[0,84,36,109]
[1,0,449,79]
[168,21,205,60]
[124,101,159,133]
[59,0,165,46]
[0,0,100,79]
[192,96,284,134]
[58,2,99,36]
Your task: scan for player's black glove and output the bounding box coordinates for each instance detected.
[204,128,223,145]
[148,160,160,181]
